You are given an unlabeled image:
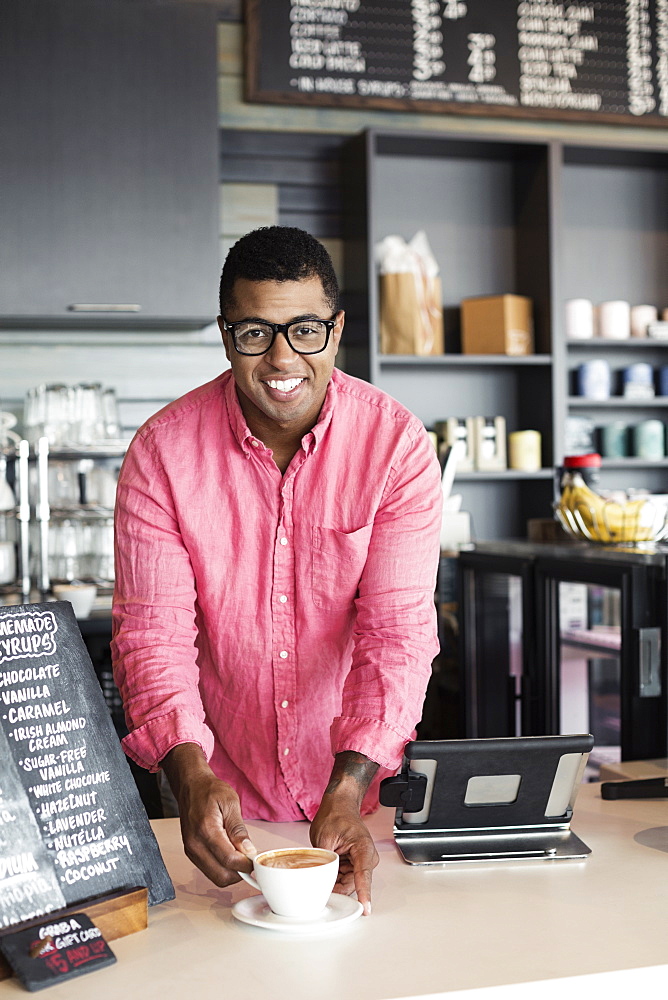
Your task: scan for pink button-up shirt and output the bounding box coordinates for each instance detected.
[111,368,441,821]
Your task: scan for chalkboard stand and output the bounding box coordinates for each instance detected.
[0,886,148,982]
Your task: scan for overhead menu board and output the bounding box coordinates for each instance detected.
[0,602,173,931]
[246,0,668,126]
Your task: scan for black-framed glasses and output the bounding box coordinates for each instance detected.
[223,316,337,356]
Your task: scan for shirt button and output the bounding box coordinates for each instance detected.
[283,747,290,756]
[279,595,287,603]
[279,650,288,659]
[280,537,288,546]
[281,700,289,709]
[251,440,259,448]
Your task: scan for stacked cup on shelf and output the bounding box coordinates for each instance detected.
[565,299,668,461]
[565,300,668,342]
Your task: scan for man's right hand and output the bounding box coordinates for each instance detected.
[160,743,257,887]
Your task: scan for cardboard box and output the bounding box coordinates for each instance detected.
[461,294,534,355]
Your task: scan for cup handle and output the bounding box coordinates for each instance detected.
[239,870,259,888]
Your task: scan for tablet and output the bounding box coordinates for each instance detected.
[380,734,594,864]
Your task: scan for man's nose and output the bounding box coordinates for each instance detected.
[265,330,298,367]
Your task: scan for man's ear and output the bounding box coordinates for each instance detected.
[217,316,232,361]
[332,310,345,354]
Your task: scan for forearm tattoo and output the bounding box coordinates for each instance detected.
[324,751,379,798]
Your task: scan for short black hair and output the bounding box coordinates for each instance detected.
[219,226,339,316]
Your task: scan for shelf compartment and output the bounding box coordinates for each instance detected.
[561,144,668,312]
[380,364,553,449]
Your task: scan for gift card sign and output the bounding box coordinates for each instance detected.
[0,913,115,991]
[0,601,173,933]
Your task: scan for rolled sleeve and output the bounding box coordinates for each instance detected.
[330,716,413,771]
[122,709,215,773]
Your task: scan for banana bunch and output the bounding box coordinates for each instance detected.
[556,471,664,544]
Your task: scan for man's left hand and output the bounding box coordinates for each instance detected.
[309,751,380,915]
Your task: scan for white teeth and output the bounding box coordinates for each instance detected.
[266,378,304,392]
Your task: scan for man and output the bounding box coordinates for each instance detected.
[111,226,441,915]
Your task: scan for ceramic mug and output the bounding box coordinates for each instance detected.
[52,583,97,619]
[630,304,658,338]
[598,300,630,340]
[508,430,542,472]
[239,847,338,918]
[633,420,665,461]
[564,298,594,340]
[0,541,16,586]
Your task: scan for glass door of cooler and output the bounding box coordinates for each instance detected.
[535,555,667,767]
[459,552,535,739]
[558,582,622,778]
[459,544,668,769]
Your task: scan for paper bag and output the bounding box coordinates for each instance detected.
[376,231,444,356]
[379,271,444,355]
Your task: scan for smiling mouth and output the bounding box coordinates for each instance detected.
[263,378,306,393]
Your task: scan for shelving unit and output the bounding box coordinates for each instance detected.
[342,129,668,540]
[561,144,668,497]
[2,441,125,602]
[342,129,557,540]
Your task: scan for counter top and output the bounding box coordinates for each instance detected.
[1,783,667,1000]
[465,538,668,567]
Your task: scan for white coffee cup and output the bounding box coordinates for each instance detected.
[239,847,338,918]
[53,583,97,619]
[598,300,631,340]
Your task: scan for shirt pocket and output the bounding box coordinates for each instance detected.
[311,524,373,610]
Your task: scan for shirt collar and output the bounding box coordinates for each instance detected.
[223,370,256,454]
[223,367,339,457]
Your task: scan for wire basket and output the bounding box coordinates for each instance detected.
[554,495,668,546]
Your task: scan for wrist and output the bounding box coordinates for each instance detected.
[161,742,212,797]
[321,751,379,811]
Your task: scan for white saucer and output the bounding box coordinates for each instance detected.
[231,893,363,934]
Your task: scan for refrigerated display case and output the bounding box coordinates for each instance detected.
[459,541,668,772]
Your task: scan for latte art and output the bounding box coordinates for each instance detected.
[258,849,333,870]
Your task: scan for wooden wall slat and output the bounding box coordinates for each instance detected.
[279,184,342,213]
[277,212,341,239]
[221,130,348,158]
[220,158,340,185]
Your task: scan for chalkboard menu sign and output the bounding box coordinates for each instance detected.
[246,0,668,126]
[0,602,173,931]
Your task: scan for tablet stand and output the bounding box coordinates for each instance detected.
[379,735,594,864]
